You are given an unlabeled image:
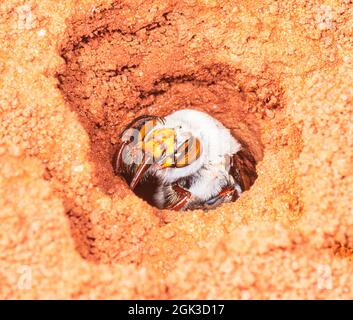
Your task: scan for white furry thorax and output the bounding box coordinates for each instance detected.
[149,109,241,183]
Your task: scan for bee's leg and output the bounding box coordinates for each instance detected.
[230,148,257,192]
[201,185,237,208]
[166,183,192,211]
[218,185,238,201]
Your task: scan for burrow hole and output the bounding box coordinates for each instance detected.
[57,5,283,212]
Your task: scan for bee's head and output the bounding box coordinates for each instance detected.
[121,123,202,190]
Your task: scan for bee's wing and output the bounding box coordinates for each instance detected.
[230,148,257,192]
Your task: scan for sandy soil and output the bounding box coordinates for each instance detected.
[1,0,353,299]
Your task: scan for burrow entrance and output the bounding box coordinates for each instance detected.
[57,5,283,209]
[55,2,289,262]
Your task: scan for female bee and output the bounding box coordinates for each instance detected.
[113,109,257,211]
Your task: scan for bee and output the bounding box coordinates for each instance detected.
[113,109,257,211]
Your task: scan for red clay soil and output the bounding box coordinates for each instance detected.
[1,0,353,299]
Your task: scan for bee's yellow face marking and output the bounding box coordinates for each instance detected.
[139,128,176,161]
[135,126,202,169]
[137,119,160,143]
